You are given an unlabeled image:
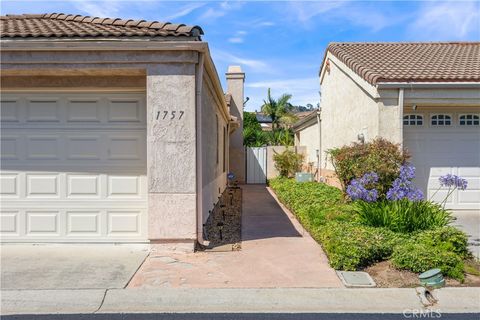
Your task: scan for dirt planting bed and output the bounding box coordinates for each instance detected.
[202,187,242,251]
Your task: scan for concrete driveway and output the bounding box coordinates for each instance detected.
[1,245,148,290]
[452,211,480,260]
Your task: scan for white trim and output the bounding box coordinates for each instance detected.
[377,82,480,89]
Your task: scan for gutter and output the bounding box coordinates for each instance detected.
[316,110,322,182]
[377,82,480,89]
[195,52,205,246]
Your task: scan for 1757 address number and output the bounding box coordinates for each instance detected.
[156,110,185,120]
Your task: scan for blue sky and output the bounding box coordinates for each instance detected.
[2,1,479,111]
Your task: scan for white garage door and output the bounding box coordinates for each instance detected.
[0,92,148,242]
[404,113,480,211]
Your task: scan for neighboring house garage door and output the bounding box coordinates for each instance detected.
[403,113,480,210]
[0,92,148,242]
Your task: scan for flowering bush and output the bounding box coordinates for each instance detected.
[329,138,409,195]
[386,164,424,201]
[346,172,379,202]
[346,164,423,202]
[439,174,468,190]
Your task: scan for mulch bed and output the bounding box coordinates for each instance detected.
[202,186,242,251]
[365,260,480,288]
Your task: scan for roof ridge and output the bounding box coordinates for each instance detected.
[1,13,203,36]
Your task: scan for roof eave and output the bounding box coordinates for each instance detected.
[376,82,480,89]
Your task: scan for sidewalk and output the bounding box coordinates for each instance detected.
[2,287,479,315]
[128,184,341,288]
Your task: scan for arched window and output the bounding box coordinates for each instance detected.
[459,114,479,126]
[403,114,423,126]
[431,114,452,126]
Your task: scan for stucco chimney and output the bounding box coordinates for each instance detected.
[226,65,245,184]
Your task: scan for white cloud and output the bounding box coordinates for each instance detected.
[245,77,320,110]
[408,1,480,40]
[160,3,206,22]
[198,1,244,23]
[288,1,347,24]
[228,37,244,43]
[228,30,247,44]
[72,1,121,17]
[212,50,269,72]
[258,21,275,27]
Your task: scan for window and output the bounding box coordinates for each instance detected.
[459,114,479,126]
[431,114,452,126]
[403,114,423,126]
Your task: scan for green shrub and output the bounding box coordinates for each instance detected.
[354,199,453,233]
[414,227,469,258]
[273,149,304,178]
[328,138,409,195]
[318,221,405,270]
[269,178,351,227]
[391,242,464,281]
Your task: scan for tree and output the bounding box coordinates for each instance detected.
[243,112,266,147]
[261,88,297,130]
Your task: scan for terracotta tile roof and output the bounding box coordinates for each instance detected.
[323,42,480,85]
[0,13,203,40]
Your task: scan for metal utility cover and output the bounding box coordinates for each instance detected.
[336,271,376,287]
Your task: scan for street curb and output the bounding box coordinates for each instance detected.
[2,287,479,315]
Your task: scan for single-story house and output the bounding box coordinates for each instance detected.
[0,13,246,250]
[313,42,479,211]
[292,110,321,176]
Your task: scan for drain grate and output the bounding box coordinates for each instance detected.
[336,271,376,287]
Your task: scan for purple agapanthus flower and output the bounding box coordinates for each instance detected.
[386,163,424,201]
[346,172,379,202]
[439,174,468,190]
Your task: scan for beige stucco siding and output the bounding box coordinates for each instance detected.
[295,122,320,164]
[320,54,380,170]
[200,71,228,224]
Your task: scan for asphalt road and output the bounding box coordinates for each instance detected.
[3,314,479,320]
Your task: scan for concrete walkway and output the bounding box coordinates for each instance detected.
[452,211,480,260]
[128,184,342,288]
[0,245,148,290]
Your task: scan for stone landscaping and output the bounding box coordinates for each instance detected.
[203,187,242,251]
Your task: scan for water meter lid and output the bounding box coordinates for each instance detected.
[419,268,442,280]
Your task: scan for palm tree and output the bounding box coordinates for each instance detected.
[261,88,297,130]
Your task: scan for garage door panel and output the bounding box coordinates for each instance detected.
[404,125,480,210]
[1,92,147,243]
[1,100,20,122]
[67,99,101,122]
[26,99,61,122]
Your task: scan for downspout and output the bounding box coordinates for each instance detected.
[398,88,404,148]
[316,110,322,182]
[196,52,205,245]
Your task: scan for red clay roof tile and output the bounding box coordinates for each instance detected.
[323,42,480,84]
[0,13,203,40]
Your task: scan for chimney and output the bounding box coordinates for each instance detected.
[226,65,245,184]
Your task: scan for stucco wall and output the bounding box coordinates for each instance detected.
[201,71,228,225]
[320,54,380,170]
[295,121,320,164]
